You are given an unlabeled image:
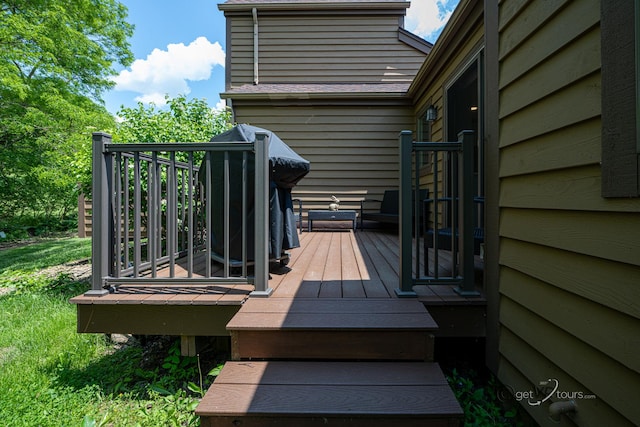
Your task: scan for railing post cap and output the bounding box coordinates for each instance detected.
[92,132,112,142]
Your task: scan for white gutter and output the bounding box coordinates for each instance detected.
[252,7,259,85]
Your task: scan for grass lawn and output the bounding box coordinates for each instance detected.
[0,236,92,274]
[0,238,223,426]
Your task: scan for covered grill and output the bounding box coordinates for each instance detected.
[204,124,309,266]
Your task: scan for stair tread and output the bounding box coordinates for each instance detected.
[227,298,438,330]
[197,361,462,418]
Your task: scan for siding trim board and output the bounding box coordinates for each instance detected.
[398,27,433,54]
[601,0,640,197]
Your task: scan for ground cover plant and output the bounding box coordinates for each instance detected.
[0,238,224,426]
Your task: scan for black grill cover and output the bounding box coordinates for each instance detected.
[204,124,309,262]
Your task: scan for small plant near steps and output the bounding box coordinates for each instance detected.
[447,368,527,427]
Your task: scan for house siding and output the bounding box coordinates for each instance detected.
[225,11,427,87]
[231,101,414,210]
[408,0,484,229]
[496,1,640,426]
[221,0,427,210]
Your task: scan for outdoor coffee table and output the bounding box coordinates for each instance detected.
[307,210,357,232]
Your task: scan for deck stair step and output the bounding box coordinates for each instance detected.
[226,298,439,361]
[196,360,463,427]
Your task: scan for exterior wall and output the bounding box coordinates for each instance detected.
[410,1,484,142]
[495,1,640,425]
[225,9,427,87]
[221,0,428,210]
[408,0,484,228]
[231,99,414,210]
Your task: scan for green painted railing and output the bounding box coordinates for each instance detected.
[397,130,481,297]
[87,132,271,297]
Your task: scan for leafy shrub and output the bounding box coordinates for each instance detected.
[447,368,523,427]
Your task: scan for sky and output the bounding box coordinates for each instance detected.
[103,0,460,115]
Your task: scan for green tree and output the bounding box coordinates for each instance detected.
[114,95,232,145]
[72,95,232,199]
[0,0,134,226]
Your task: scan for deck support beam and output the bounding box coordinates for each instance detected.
[181,335,197,357]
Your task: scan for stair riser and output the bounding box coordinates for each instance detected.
[231,330,434,361]
[201,416,457,427]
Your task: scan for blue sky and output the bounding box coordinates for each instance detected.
[103,0,460,115]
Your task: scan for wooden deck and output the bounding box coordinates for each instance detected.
[86,229,482,299]
[72,228,472,425]
[71,229,485,338]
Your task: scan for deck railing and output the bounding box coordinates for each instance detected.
[398,130,481,297]
[87,132,272,297]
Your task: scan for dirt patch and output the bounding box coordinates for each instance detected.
[38,258,92,282]
[0,346,18,365]
[0,287,16,296]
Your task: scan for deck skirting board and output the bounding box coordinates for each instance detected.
[75,304,240,336]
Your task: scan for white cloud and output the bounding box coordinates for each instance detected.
[406,0,459,43]
[214,99,227,111]
[114,36,225,106]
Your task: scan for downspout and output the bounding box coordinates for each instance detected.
[252,7,259,85]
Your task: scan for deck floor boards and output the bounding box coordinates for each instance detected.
[71,229,484,306]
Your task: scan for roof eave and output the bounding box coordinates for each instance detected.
[221,90,410,100]
[219,1,410,13]
[407,0,478,97]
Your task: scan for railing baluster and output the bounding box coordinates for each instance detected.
[180,168,186,253]
[433,147,439,280]
[205,151,212,278]
[451,150,459,278]
[115,153,123,277]
[133,152,141,278]
[187,152,194,278]
[242,151,248,278]
[414,143,421,278]
[223,151,230,277]
[149,154,158,277]
[124,157,130,272]
[168,152,177,277]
